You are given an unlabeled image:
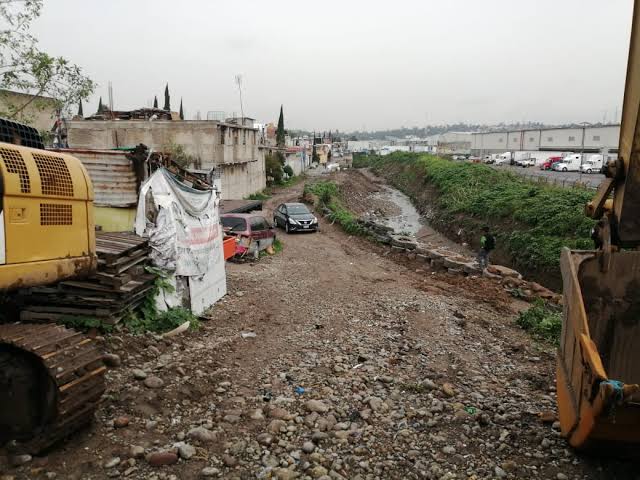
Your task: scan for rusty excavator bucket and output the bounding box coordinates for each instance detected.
[558,249,640,451]
[557,0,640,451]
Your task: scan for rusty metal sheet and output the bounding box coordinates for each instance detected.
[49,149,138,207]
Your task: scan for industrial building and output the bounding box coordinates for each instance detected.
[471,124,620,156]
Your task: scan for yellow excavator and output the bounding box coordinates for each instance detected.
[0,119,105,454]
[557,0,640,452]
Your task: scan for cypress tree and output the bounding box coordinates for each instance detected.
[276,105,285,147]
[163,84,170,111]
[179,98,184,120]
[77,99,84,117]
[153,95,158,109]
[97,97,104,113]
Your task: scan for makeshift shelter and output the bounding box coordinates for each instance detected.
[135,168,226,315]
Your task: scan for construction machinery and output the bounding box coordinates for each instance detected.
[0,118,106,454]
[557,0,640,451]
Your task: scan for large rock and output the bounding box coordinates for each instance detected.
[488,264,522,279]
[146,451,178,467]
[390,234,418,250]
[305,399,329,413]
[188,426,217,443]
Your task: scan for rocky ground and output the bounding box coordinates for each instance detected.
[1,174,638,479]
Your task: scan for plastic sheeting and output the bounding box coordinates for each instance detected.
[135,169,227,315]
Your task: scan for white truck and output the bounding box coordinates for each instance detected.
[578,154,604,174]
[553,153,584,172]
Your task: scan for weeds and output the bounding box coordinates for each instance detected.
[304,181,367,236]
[247,191,271,201]
[516,299,562,344]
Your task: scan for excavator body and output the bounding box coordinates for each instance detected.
[557,0,640,451]
[0,118,105,454]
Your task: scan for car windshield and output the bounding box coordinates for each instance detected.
[287,205,310,215]
[221,217,247,232]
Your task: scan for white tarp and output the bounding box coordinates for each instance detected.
[135,169,226,315]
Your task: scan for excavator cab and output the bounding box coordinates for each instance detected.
[0,118,96,290]
[557,0,640,451]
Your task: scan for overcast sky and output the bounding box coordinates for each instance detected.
[32,0,634,131]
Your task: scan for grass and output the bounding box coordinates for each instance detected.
[259,238,284,258]
[355,152,595,276]
[304,181,367,236]
[246,191,271,201]
[516,300,563,344]
[59,267,201,334]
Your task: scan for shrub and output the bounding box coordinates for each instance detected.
[516,300,562,344]
[283,164,294,177]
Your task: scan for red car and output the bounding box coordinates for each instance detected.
[221,213,276,257]
[540,156,562,170]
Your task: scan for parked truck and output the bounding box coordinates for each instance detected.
[553,153,584,172]
[579,154,604,174]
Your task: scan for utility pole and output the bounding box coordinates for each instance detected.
[235,75,244,120]
[579,121,590,182]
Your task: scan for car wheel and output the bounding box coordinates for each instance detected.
[562,167,568,172]
[285,222,290,234]
[587,169,592,174]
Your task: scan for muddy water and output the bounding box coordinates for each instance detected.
[372,184,472,256]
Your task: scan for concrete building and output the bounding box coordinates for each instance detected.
[0,89,58,132]
[471,125,620,156]
[67,118,265,199]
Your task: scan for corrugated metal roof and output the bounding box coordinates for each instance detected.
[49,149,138,207]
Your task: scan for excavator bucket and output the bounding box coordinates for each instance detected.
[557,248,640,451]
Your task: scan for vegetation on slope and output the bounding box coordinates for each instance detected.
[304,181,367,236]
[354,152,595,277]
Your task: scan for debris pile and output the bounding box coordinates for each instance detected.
[17,232,156,325]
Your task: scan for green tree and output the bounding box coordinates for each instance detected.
[163,83,170,111]
[265,152,284,184]
[0,0,95,122]
[179,98,184,120]
[276,105,285,147]
[77,99,83,117]
[153,95,158,108]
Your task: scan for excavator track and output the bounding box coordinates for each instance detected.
[0,323,106,454]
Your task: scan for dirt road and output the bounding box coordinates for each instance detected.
[2,177,634,479]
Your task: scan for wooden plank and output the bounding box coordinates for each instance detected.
[100,255,147,275]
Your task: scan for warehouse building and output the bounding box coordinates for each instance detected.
[471,125,620,156]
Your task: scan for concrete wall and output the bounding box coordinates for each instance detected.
[285,151,305,176]
[0,90,57,132]
[67,120,266,199]
[219,159,265,200]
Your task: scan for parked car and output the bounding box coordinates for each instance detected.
[221,213,276,257]
[540,156,562,170]
[273,202,318,233]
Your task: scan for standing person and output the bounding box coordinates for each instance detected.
[477,226,495,271]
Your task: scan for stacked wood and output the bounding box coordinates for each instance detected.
[17,232,157,325]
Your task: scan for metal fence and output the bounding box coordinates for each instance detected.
[515,172,598,191]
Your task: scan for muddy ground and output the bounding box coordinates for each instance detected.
[1,173,638,480]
